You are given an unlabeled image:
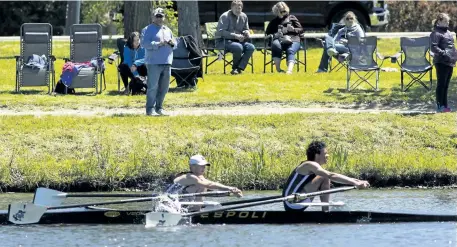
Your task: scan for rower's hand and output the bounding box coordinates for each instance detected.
[230,187,243,197]
[355,180,370,189]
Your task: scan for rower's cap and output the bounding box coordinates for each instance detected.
[154,8,165,17]
[189,154,211,166]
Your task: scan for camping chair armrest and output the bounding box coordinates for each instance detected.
[388,52,402,64]
[14,55,22,61]
[376,52,390,61]
[63,57,70,62]
[49,55,56,61]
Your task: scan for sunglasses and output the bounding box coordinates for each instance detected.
[280,10,287,14]
[155,15,164,18]
[346,17,354,20]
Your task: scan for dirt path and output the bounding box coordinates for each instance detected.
[0,103,437,117]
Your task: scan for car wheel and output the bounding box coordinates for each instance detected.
[330,9,369,32]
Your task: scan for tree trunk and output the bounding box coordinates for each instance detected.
[123,0,152,38]
[65,0,81,35]
[177,0,203,49]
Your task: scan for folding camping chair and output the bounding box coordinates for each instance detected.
[171,35,204,88]
[316,23,349,73]
[63,24,105,94]
[390,36,433,92]
[203,22,253,74]
[263,22,307,73]
[107,37,127,92]
[15,23,55,93]
[346,36,388,91]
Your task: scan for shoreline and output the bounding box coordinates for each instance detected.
[1,173,456,193]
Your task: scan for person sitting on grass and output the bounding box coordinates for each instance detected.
[166,154,243,211]
[317,11,365,73]
[119,31,146,94]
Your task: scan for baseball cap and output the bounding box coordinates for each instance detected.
[189,154,211,166]
[154,8,165,17]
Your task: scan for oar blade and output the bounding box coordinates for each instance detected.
[33,188,66,207]
[145,212,183,227]
[8,203,47,225]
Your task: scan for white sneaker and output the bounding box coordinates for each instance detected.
[146,109,160,116]
[156,109,169,116]
[327,48,338,57]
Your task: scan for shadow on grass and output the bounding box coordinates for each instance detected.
[168,86,197,93]
[6,89,50,95]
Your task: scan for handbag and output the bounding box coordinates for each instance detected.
[277,16,293,45]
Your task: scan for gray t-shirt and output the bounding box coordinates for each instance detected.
[216,10,249,40]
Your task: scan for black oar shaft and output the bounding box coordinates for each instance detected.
[67,193,159,198]
[220,195,282,206]
[45,191,232,210]
[62,191,230,198]
[185,186,356,217]
[47,197,155,210]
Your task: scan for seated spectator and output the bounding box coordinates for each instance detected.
[317,11,365,73]
[119,31,146,94]
[265,2,303,74]
[215,0,255,75]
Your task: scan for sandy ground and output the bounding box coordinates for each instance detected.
[0,102,437,117]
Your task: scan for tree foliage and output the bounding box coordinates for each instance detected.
[81,1,123,35]
[386,0,457,32]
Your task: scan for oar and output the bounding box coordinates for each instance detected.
[220,195,282,206]
[8,190,231,225]
[33,188,230,207]
[145,186,356,227]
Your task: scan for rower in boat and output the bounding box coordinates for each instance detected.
[166,154,243,211]
[283,141,370,212]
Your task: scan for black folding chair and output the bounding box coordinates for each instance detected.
[263,22,307,73]
[346,36,388,91]
[204,22,253,74]
[171,35,204,88]
[107,38,127,92]
[317,23,348,72]
[391,37,432,92]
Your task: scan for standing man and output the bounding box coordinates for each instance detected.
[283,141,370,212]
[140,7,175,116]
[216,0,255,75]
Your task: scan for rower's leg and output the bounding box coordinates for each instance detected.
[304,176,330,212]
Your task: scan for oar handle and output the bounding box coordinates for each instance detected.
[184,186,356,217]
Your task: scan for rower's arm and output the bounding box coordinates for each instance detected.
[189,176,235,191]
[298,162,359,186]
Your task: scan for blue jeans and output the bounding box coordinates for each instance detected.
[271,40,301,62]
[220,40,255,71]
[318,34,349,71]
[145,64,170,113]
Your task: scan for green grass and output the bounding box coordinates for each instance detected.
[0,113,455,191]
[0,38,454,111]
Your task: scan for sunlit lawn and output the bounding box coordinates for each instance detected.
[0,38,453,111]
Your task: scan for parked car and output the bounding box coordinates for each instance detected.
[196,0,389,31]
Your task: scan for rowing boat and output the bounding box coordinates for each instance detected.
[2,207,457,225]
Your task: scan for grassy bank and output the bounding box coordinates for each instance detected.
[0,38,455,110]
[0,113,455,192]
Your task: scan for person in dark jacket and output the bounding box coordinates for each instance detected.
[430,13,456,113]
[265,2,303,74]
[119,32,146,94]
